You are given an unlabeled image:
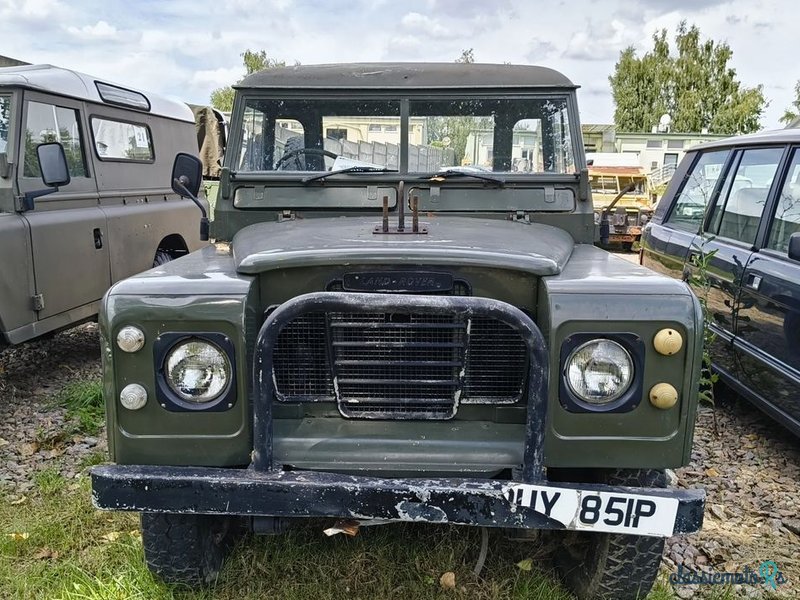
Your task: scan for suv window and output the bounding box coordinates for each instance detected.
[23,101,87,178]
[0,95,10,153]
[91,117,153,161]
[665,149,729,232]
[767,147,800,253]
[708,147,783,244]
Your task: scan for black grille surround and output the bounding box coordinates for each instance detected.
[272,298,529,420]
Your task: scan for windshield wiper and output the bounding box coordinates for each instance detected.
[420,169,505,186]
[302,166,397,184]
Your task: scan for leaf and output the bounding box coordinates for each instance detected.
[705,467,720,477]
[9,496,28,506]
[19,442,39,457]
[439,571,456,589]
[101,531,122,542]
[516,558,533,571]
[7,532,29,541]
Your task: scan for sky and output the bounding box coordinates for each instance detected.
[0,0,794,130]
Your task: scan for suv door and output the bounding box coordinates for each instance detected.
[734,146,800,435]
[687,146,785,377]
[17,93,108,320]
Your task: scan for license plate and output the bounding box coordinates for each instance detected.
[504,483,679,537]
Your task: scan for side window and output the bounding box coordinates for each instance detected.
[665,150,729,232]
[0,95,10,153]
[23,101,87,178]
[767,148,800,253]
[708,147,783,245]
[91,117,153,161]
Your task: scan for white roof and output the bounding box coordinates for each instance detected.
[0,64,193,123]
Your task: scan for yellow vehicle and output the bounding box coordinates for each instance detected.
[589,165,654,250]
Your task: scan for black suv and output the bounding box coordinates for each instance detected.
[642,128,800,436]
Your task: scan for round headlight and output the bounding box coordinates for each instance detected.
[566,339,633,404]
[165,339,231,403]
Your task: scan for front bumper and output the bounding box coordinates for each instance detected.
[91,465,704,537]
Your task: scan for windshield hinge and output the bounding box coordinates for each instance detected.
[510,210,530,223]
[278,210,296,222]
[32,294,44,312]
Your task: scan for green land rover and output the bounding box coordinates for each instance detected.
[91,63,705,599]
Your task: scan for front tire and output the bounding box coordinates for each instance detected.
[141,513,241,586]
[152,249,174,267]
[551,469,666,600]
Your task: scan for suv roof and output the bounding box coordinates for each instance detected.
[0,64,194,122]
[692,127,800,151]
[237,62,577,90]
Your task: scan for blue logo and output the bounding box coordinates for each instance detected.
[670,561,788,589]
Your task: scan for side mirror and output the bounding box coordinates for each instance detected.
[171,152,202,198]
[21,142,70,211]
[789,232,800,262]
[171,153,209,241]
[37,142,70,188]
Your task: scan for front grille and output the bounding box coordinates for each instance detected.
[272,309,528,419]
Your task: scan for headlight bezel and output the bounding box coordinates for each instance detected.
[559,333,644,413]
[154,332,237,412]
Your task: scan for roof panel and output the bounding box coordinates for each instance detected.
[237,63,576,90]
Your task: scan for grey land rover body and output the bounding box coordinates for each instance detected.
[0,65,207,347]
[92,63,705,599]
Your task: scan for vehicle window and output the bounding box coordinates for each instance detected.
[238,99,401,172]
[590,175,618,194]
[409,98,575,173]
[0,95,10,154]
[665,150,729,232]
[708,147,783,244]
[767,148,800,253]
[23,101,87,178]
[91,117,153,161]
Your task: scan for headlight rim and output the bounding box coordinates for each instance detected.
[559,333,644,414]
[153,332,237,412]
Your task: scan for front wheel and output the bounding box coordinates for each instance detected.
[550,469,667,600]
[141,513,242,586]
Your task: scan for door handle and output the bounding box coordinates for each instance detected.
[93,228,103,249]
[744,273,762,290]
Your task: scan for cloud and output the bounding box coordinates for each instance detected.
[526,39,558,62]
[562,19,637,61]
[0,0,63,19]
[400,11,458,39]
[66,20,118,40]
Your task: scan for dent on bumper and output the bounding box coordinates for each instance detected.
[91,465,704,538]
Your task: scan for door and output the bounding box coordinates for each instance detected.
[734,146,800,434]
[688,146,785,376]
[17,93,107,320]
[642,149,731,279]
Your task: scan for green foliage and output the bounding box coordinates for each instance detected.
[457,48,475,64]
[609,21,766,135]
[55,380,104,435]
[688,241,720,406]
[779,80,800,126]
[210,50,288,112]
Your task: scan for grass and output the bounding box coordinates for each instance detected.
[54,380,104,435]
[1,477,576,600]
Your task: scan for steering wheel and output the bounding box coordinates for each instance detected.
[274,148,339,170]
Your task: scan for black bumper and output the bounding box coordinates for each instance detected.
[92,465,704,537]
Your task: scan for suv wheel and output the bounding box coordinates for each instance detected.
[141,513,242,586]
[551,469,666,600]
[152,250,174,267]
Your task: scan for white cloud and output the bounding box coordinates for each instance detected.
[66,20,118,40]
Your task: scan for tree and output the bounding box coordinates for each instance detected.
[609,22,766,135]
[210,50,287,112]
[456,48,475,64]
[780,81,800,126]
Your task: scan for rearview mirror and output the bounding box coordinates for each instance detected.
[37,142,70,188]
[789,232,800,262]
[171,153,202,198]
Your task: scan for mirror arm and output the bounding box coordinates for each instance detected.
[21,187,58,212]
[173,178,209,241]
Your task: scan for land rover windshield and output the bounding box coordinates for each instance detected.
[235,95,576,175]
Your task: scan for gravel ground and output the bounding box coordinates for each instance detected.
[1,320,798,598]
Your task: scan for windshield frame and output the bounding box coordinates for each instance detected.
[227,90,585,178]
